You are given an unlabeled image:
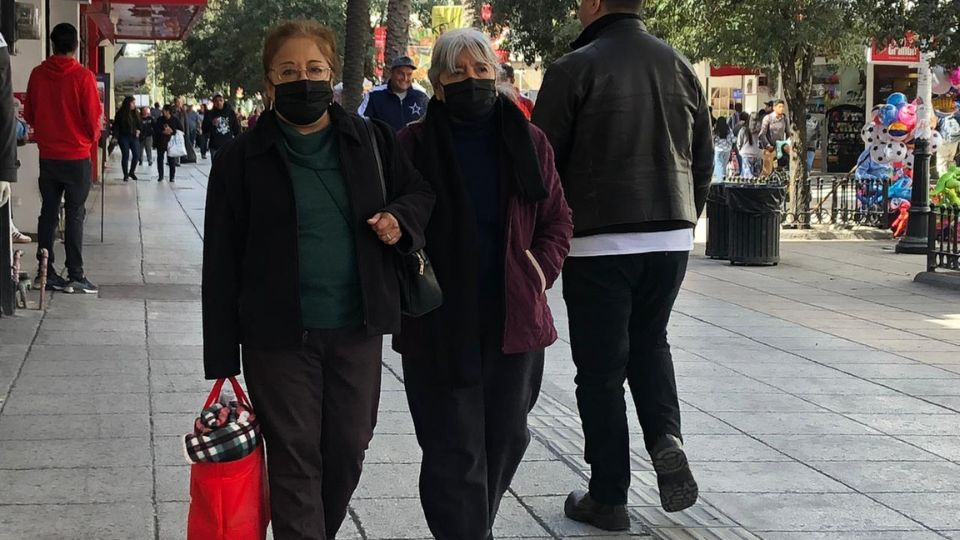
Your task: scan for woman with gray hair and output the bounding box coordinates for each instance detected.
[395,28,573,539]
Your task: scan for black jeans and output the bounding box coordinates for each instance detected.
[242,327,382,540]
[562,251,688,506]
[37,159,91,279]
[155,149,178,181]
[118,134,139,177]
[403,334,545,540]
[198,133,209,157]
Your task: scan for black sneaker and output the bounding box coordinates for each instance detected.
[650,434,699,512]
[564,490,630,531]
[66,276,99,294]
[34,272,74,293]
[130,172,138,181]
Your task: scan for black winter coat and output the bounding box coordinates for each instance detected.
[201,106,435,379]
[533,15,714,236]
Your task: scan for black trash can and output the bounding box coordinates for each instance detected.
[726,183,786,266]
[705,183,728,259]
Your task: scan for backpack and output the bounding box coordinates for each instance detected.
[940,115,960,144]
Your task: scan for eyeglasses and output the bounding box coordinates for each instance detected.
[272,63,332,83]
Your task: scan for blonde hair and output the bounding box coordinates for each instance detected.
[262,20,341,81]
[428,28,501,88]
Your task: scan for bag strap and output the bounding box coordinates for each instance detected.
[362,117,387,206]
[203,377,252,410]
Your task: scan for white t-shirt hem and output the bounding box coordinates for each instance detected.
[568,229,694,258]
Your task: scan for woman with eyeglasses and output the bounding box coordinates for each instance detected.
[201,19,434,540]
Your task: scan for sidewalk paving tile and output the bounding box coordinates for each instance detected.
[0,503,154,539]
[0,467,152,504]
[703,493,923,532]
[811,460,960,492]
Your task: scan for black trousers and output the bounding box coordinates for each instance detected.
[403,335,545,540]
[36,159,91,279]
[562,252,688,506]
[155,149,178,180]
[242,327,383,540]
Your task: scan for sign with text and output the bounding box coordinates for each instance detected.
[870,39,920,64]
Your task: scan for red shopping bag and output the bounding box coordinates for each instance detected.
[186,377,270,540]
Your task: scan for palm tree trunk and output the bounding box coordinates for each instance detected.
[384,0,412,68]
[342,0,371,112]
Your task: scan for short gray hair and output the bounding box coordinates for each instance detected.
[428,28,501,88]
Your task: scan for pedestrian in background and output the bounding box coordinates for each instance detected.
[139,106,155,168]
[534,0,711,530]
[113,95,141,181]
[186,103,201,155]
[713,119,733,181]
[395,28,572,540]
[173,97,198,163]
[24,22,101,294]
[760,99,790,150]
[201,94,239,158]
[153,105,182,183]
[499,63,535,119]
[738,112,764,177]
[202,19,433,540]
[197,102,210,159]
[359,56,428,131]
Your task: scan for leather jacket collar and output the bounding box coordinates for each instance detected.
[571,13,645,50]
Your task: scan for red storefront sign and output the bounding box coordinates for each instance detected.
[871,35,921,64]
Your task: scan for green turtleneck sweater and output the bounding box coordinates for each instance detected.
[279,121,362,329]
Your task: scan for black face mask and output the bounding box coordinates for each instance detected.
[273,79,333,126]
[442,78,497,122]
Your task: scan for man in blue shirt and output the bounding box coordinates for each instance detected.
[358,56,428,131]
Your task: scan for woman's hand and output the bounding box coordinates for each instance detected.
[163,126,173,135]
[367,212,402,246]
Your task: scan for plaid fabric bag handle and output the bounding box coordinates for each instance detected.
[203,377,252,410]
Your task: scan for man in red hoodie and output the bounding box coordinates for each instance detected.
[24,23,101,294]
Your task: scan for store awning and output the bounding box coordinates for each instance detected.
[710,65,759,77]
[85,0,207,42]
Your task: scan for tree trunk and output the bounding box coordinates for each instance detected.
[384,0,411,68]
[342,0,371,112]
[780,46,816,227]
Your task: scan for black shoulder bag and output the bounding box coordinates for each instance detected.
[362,118,442,317]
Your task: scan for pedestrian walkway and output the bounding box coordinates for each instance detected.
[2,155,960,539]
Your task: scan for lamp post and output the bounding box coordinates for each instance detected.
[896,52,933,254]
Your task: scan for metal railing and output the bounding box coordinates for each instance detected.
[722,173,896,229]
[927,205,960,272]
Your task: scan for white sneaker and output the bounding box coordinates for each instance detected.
[12,230,32,244]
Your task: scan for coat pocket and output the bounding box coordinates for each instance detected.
[524,249,547,294]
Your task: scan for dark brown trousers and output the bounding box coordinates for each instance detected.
[243,327,382,540]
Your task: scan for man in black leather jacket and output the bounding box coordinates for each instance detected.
[533,0,712,530]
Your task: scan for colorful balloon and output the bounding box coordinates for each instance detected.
[933,67,953,95]
[879,104,899,126]
[886,122,911,142]
[930,130,944,154]
[950,68,960,87]
[885,142,908,164]
[887,93,908,108]
[869,143,890,164]
[898,104,917,130]
[861,124,881,145]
